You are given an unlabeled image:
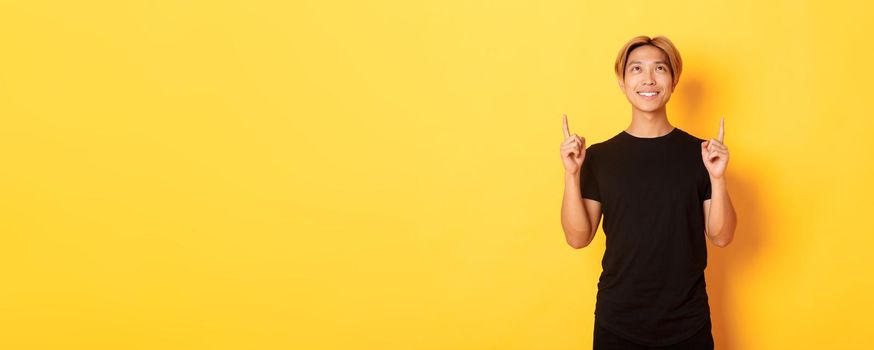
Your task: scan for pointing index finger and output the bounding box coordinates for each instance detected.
[717,116,725,142]
[562,114,570,139]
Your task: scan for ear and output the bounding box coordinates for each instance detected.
[618,78,625,93]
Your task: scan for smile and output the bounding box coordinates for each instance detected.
[637,91,660,99]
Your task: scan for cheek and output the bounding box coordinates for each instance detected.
[624,78,639,93]
[661,81,674,95]
[660,75,673,86]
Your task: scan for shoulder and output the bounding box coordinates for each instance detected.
[586,132,624,153]
[583,132,628,164]
[584,140,607,161]
[675,128,707,145]
[674,129,710,172]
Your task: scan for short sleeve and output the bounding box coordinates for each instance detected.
[701,173,712,202]
[579,147,601,202]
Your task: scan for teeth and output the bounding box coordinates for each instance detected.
[638,92,658,97]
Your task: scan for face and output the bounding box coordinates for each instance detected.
[618,45,674,113]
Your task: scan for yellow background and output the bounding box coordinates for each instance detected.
[1,0,872,349]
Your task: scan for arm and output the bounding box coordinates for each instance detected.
[703,177,737,247]
[701,117,736,247]
[561,171,602,249]
[559,114,602,249]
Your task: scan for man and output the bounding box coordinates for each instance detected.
[559,35,737,349]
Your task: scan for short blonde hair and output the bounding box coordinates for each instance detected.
[614,35,683,89]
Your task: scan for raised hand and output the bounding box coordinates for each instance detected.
[560,113,586,174]
[702,117,729,179]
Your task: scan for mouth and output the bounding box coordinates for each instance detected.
[636,91,660,100]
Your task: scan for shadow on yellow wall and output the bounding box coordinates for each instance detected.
[676,65,766,349]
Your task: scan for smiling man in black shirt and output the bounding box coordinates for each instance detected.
[559,35,737,349]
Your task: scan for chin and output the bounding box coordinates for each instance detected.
[631,102,668,112]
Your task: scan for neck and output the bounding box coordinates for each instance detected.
[625,106,673,137]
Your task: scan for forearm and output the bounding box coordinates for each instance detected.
[706,176,737,247]
[561,171,592,247]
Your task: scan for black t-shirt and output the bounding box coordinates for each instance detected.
[580,127,712,346]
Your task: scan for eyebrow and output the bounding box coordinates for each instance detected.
[628,60,669,65]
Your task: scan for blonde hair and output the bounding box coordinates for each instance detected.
[614,35,683,89]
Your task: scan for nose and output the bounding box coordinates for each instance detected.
[643,70,656,85]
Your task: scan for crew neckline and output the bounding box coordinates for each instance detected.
[621,127,679,140]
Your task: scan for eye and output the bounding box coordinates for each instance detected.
[630,66,640,72]
[657,66,666,71]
